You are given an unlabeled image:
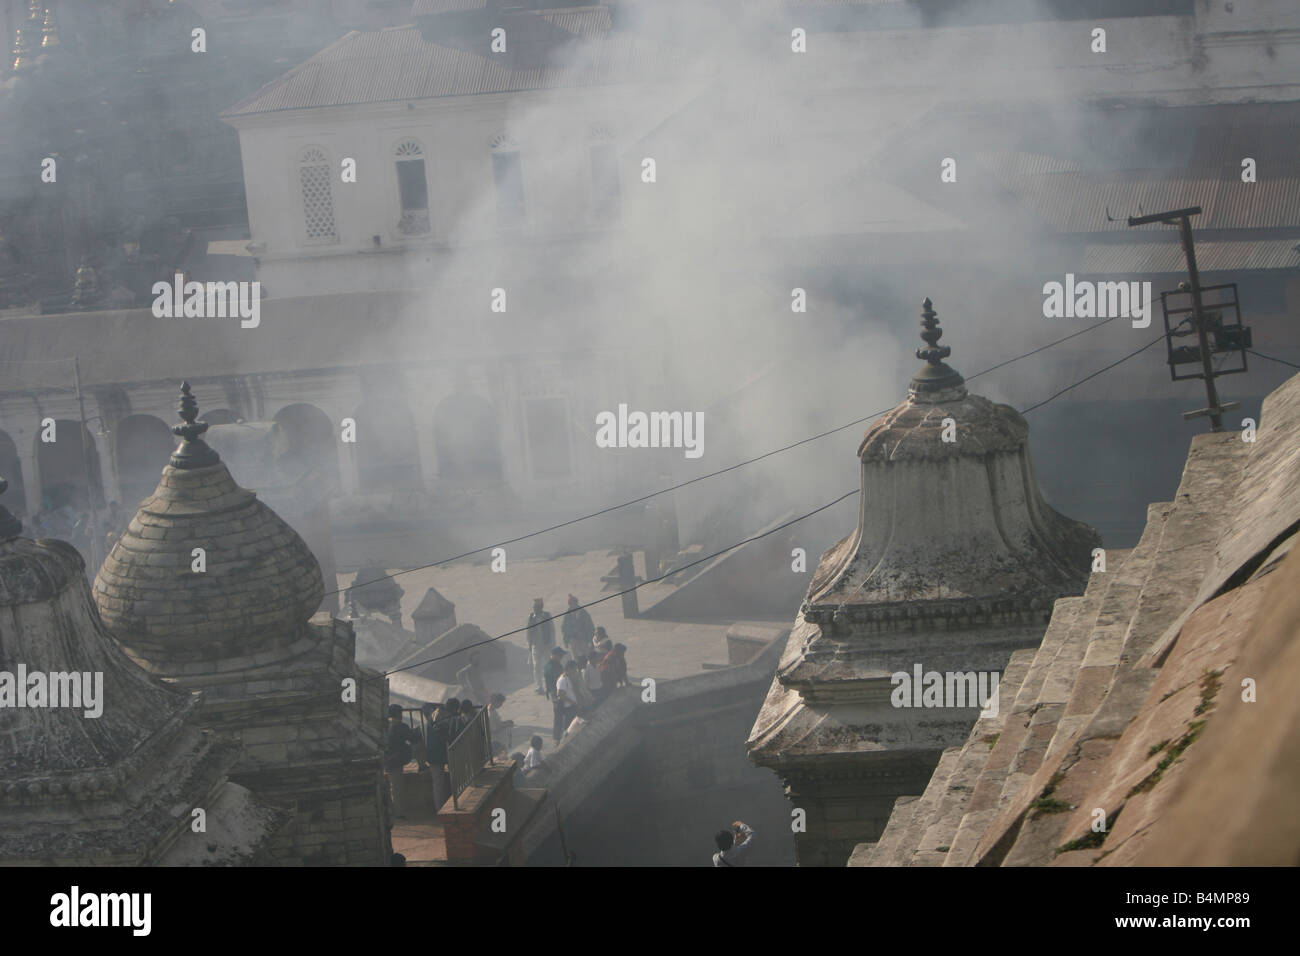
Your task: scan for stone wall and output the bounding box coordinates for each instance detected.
[517,627,796,866]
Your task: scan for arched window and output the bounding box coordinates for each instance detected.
[490,133,525,228]
[394,139,431,236]
[298,146,338,241]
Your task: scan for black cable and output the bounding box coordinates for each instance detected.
[216,487,861,726]
[1248,349,1300,371]
[1019,332,1166,415]
[381,488,859,678]
[331,316,1124,598]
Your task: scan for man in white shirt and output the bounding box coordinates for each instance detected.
[713,821,756,866]
[555,661,581,733]
[583,653,605,706]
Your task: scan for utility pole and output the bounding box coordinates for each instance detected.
[1126,206,1234,432]
[73,355,100,572]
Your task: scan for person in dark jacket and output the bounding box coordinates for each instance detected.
[561,594,596,659]
[422,702,452,811]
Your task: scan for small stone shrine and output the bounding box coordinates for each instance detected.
[94,383,391,865]
[748,299,1099,866]
[0,476,285,865]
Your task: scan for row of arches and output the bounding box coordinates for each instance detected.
[0,393,509,520]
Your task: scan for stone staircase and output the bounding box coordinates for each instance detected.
[856,645,1034,866]
[851,373,1300,867]
[857,499,1180,866]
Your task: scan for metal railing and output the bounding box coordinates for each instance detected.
[448,706,494,810]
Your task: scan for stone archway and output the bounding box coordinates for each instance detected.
[271,402,339,488]
[33,420,102,515]
[114,413,173,510]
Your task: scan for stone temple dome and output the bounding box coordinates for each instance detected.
[807,298,1098,618]
[748,298,1102,866]
[0,476,282,864]
[94,383,325,667]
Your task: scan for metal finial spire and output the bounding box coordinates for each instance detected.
[169,382,220,469]
[0,476,22,539]
[916,297,951,365]
[908,296,966,401]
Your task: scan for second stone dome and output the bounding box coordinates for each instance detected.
[94,383,325,664]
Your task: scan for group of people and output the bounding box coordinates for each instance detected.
[528,595,629,742]
[384,693,515,812]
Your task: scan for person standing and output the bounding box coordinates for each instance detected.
[583,652,605,707]
[561,594,595,660]
[544,647,567,741]
[527,598,555,695]
[423,702,451,812]
[441,697,464,746]
[555,660,581,738]
[600,642,629,690]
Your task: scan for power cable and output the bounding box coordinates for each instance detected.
[1247,348,1300,371]
[216,487,861,727]
[331,315,1124,598]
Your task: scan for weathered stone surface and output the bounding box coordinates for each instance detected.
[89,390,390,866]
[749,303,1096,866]
[0,496,284,864]
[94,461,324,662]
[860,370,1300,867]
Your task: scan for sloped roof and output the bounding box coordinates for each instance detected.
[1081,238,1300,274]
[223,8,683,116]
[893,103,1300,236]
[95,394,326,663]
[413,585,456,619]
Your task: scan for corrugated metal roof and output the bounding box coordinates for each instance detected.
[411,0,489,14]
[223,11,677,116]
[991,171,1300,234]
[904,104,1300,235]
[1082,239,1300,275]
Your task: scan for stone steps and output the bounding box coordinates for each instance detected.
[942,647,1039,865]
[852,795,918,866]
[995,565,1118,809]
[868,747,963,866]
[997,511,1174,866]
[935,547,1138,866]
[911,646,1034,865]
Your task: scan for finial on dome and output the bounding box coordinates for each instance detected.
[0,476,22,539]
[170,382,220,469]
[908,297,966,401]
[916,297,951,365]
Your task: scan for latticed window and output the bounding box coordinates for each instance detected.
[298,147,337,241]
[394,139,430,236]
